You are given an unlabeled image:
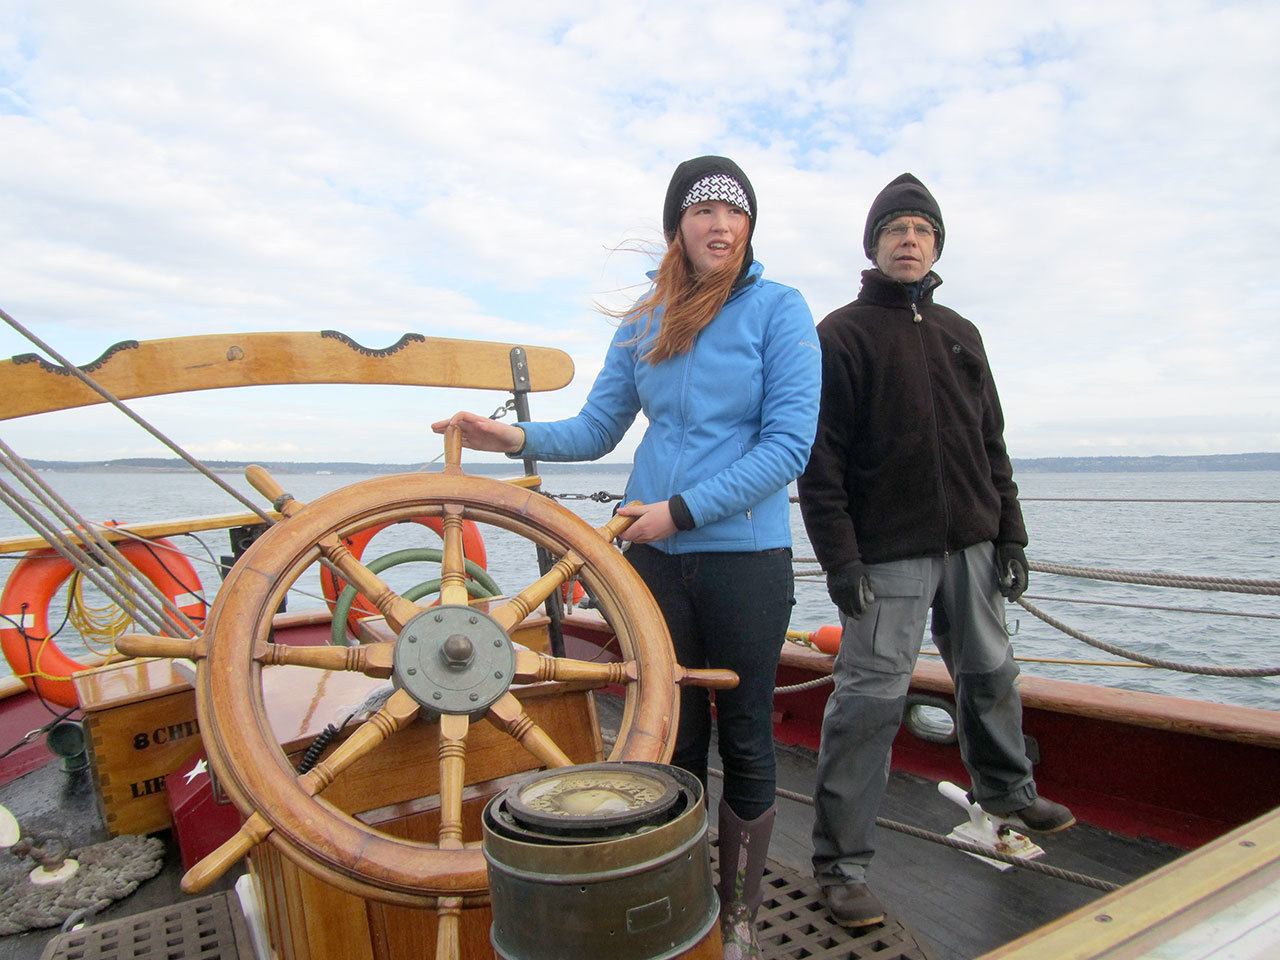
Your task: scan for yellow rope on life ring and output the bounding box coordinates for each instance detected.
[66,571,134,656]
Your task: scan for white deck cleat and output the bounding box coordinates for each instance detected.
[29,858,79,885]
[938,781,1044,871]
[0,802,19,849]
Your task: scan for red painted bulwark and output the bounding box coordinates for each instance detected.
[0,684,61,786]
[774,647,1280,849]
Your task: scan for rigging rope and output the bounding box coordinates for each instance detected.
[0,306,273,524]
[1016,597,1280,677]
[1020,593,1280,621]
[0,441,199,635]
[599,731,1117,893]
[773,673,836,695]
[748,775,1121,890]
[100,524,333,607]
[1028,560,1280,596]
[0,483,173,638]
[791,549,1279,675]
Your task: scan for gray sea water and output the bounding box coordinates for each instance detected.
[1,467,1276,710]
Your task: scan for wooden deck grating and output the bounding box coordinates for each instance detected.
[711,839,939,960]
[37,892,252,960]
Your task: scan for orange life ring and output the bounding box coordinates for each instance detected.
[0,537,207,708]
[318,516,488,634]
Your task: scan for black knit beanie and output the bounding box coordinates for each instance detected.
[662,156,757,277]
[863,172,945,262]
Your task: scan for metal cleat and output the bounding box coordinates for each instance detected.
[938,780,1044,871]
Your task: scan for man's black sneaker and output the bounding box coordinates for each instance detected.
[820,883,886,928]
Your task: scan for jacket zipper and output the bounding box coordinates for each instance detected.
[669,341,696,542]
[912,296,952,555]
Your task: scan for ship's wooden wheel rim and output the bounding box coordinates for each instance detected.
[118,432,693,950]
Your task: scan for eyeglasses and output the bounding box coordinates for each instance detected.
[881,222,936,241]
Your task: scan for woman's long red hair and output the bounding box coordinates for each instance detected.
[616,226,748,364]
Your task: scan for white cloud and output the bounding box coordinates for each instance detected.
[0,0,1276,465]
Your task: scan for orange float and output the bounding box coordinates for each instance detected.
[790,623,844,654]
[0,538,207,707]
[560,579,587,606]
[318,516,488,635]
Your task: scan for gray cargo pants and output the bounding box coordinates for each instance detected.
[812,541,1037,886]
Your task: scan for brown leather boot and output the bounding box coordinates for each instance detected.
[821,882,886,928]
[717,800,775,960]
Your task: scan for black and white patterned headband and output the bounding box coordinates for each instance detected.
[681,174,753,218]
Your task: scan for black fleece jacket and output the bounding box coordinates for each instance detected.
[798,269,1027,570]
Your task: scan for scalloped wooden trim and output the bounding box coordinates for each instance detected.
[0,331,574,420]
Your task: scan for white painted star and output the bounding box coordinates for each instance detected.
[183,758,208,785]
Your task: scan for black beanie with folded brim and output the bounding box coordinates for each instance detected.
[863,172,945,262]
[663,155,757,281]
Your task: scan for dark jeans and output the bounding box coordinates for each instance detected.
[625,543,793,820]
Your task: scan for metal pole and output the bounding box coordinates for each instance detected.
[509,347,566,657]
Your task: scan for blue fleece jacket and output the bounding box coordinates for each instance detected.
[517,261,821,553]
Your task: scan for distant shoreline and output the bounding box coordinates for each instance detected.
[24,453,1280,474]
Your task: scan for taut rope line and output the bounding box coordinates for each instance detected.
[597,732,1118,893]
[1029,560,1280,596]
[0,306,272,524]
[0,483,174,640]
[0,440,201,636]
[788,552,1279,676]
[0,307,380,611]
[1016,597,1280,678]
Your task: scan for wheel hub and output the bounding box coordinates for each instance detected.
[394,605,515,715]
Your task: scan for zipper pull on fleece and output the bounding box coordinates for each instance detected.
[911,301,923,323]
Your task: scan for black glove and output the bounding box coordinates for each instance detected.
[827,561,875,620]
[995,542,1029,601]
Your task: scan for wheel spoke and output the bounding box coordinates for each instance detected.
[487,691,573,768]
[595,509,640,542]
[442,424,463,474]
[437,713,469,850]
[436,896,463,960]
[490,553,581,631]
[245,465,305,517]
[256,640,394,678]
[317,533,421,631]
[438,504,470,606]
[513,649,637,685]
[182,811,272,893]
[116,633,205,660]
[674,665,739,689]
[489,511,641,631]
[298,688,421,796]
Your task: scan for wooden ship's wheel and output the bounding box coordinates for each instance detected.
[119,427,734,959]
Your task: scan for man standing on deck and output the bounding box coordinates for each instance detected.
[797,173,1075,928]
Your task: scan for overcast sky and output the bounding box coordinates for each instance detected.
[1,0,1276,465]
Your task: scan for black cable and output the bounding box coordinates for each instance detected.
[132,536,209,625]
[295,711,357,774]
[177,532,220,577]
[7,602,75,717]
[0,703,78,760]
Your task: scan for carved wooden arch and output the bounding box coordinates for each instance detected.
[0,331,574,421]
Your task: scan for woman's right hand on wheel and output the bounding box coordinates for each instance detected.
[430,411,526,454]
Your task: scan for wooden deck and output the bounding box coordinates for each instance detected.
[0,695,1184,960]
